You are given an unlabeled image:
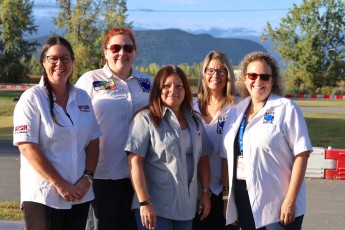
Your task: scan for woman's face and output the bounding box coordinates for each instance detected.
[104,34,136,75]
[160,73,185,112]
[204,59,227,93]
[42,44,73,86]
[245,61,274,102]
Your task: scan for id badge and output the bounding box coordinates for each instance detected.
[236,155,246,180]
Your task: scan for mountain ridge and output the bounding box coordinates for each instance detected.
[29,28,268,67]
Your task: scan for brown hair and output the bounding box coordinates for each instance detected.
[148,65,198,127]
[197,50,236,116]
[237,51,284,97]
[40,36,74,126]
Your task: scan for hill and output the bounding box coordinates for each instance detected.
[30,29,267,67]
[134,29,266,66]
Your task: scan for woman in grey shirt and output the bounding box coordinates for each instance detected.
[125,65,212,230]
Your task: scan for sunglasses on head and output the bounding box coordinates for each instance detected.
[246,73,272,81]
[108,44,135,53]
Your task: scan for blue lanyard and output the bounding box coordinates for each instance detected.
[238,110,247,154]
[238,99,268,154]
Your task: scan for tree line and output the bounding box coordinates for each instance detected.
[0,0,344,95]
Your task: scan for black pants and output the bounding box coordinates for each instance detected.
[22,201,90,230]
[87,178,137,230]
[192,192,239,230]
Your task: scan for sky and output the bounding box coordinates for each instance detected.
[32,0,305,38]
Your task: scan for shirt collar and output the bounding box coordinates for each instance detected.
[103,64,136,81]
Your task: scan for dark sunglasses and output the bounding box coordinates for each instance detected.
[108,44,135,53]
[246,73,272,81]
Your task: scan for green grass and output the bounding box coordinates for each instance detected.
[294,99,345,108]
[0,201,23,220]
[304,113,345,149]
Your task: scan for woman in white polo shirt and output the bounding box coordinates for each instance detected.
[13,36,101,230]
[221,51,312,230]
[75,28,153,229]
[126,65,212,230]
[192,50,237,230]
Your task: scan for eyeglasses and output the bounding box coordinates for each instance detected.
[205,68,227,77]
[107,44,135,53]
[46,55,72,64]
[246,73,272,81]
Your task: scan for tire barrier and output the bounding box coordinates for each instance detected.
[306,147,345,180]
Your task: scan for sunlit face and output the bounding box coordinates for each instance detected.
[204,59,227,93]
[42,44,73,86]
[104,34,136,74]
[160,74,185,112]
[245,61,274,102]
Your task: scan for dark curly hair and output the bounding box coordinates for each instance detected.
[237,51,284,98]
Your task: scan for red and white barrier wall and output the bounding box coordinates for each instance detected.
[285,93,345,100]
[306,147,345,179]
[0,84,34,90]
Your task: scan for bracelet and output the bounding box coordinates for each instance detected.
[223,186,229,191]
[222,195,229,201]
[83,173,93,184]
[84,170,94,177]
[202,188,209,193]
[139,198,151,206]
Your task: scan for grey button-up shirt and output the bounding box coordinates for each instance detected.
[125,107,212,220]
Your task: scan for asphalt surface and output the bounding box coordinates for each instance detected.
[1,140,345,229]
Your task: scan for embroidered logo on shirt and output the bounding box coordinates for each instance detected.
[78,105,91,112]
[14,125,28,134]
[93,80,116,91]
[263,112,275,124]
[137,78,151,93]
[196,128,201,136]
[217,116,227,134]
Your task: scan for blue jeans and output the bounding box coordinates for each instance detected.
[135,209,193,230]
[265,215,304,230]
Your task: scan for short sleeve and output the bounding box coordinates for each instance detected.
[13,90,40,145]
[284,101,313,156]
[124,111,151,157]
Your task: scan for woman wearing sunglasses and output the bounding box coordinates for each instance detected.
[76,28,153,230]
[221,51,312,230]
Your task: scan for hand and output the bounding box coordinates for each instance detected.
[279,198,296,226]
[74,176,92,200]
[198,192,211,221]
[140,203,156,229]
[54,180,81,202]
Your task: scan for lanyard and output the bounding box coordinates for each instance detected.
[238,99,268,154]
[238,110,247,155]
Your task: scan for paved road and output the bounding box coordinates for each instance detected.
[1,140,345,229]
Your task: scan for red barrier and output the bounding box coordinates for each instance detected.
[323,94,330,99]
[325,149,345,180]
[298,94,305,98]
[335,95,343,100]
[310,94,317,98]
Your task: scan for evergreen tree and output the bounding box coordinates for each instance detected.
[55,0,132,83]
[0,0,38,83]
